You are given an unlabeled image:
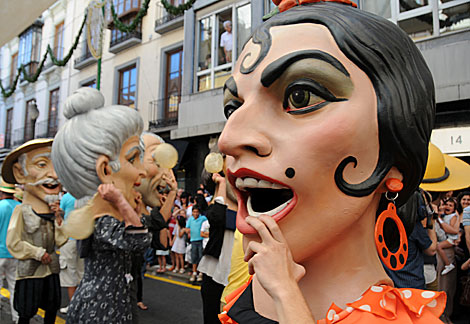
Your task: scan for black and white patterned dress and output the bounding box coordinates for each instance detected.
[67,216,151,324]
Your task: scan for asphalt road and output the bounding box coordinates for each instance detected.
[1,272,203,324]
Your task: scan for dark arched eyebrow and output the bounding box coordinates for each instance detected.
[261,50,350,88]
[223,77,238,98]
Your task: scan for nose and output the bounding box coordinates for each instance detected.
[218,104,272,159]
[47,164,58,180]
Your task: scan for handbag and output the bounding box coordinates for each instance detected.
[460,275,470,307]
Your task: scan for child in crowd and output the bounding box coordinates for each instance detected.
[437,198,460,275]
[185,205,207,282]
[171,216,187,274]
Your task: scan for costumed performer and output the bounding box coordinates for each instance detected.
[51,87,151,324]
[133,132,178,315]
[198,147,238,324]
[218,1,445,323]
[2,138,67,324]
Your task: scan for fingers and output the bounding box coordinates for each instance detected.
[258,215,287,244]
[245,216,276,244]
[244,240,263,262]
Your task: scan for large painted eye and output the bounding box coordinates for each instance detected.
[283,79,346,115]
[224,100,243,119]
[287,88,322,110]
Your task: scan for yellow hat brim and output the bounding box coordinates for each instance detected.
[420,154,470,192]
[1,138,54,184]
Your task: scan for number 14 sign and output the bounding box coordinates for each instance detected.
[431,127,470,156]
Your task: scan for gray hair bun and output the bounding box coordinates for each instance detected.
[63,87,105,119]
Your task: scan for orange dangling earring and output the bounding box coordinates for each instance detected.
[375,178,408,271]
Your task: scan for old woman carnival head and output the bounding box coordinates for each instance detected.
[51,87,144,238]
[219,1,435,264]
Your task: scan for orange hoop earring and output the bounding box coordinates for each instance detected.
[375,179,408,271]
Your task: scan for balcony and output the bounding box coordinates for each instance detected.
[9,120,58,149]
[154,2,184,35]
[109,30,142,54]
[74,47,97,70]
[148,96,180,132]
[35,120,59,139]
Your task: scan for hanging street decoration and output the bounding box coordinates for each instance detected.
[110,0,151,33]
[160,0,196,16]
[87,0,106,59]
[0,14,87,99]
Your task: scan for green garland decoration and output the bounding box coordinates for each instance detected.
[0,13,87,98]
[110,0,150,33]
[160,0,196,16]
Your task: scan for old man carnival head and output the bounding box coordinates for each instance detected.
[136,132,167,208]
[2,139,61,213]
[219,1,434,262]
[51,87,145,238]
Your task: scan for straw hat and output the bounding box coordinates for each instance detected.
[1,138,53,184]
[0,177,16,194]
[420,143,470,192]
[14,187,23,201]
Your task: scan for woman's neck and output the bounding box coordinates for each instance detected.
[253,202,392,321]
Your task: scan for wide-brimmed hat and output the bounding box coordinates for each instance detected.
[14,187,23,201]
[1,138,53,184]
[420,143,470,192]
[0,177,16,194]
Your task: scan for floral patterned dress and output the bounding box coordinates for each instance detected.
[67,215,151,324]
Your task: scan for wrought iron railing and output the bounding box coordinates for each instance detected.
[155,2,184,27]
[9,120,58,148]
[74,44,96,68]
[148,95,180,129]
[110,30,142,48]
[35,119,59,139]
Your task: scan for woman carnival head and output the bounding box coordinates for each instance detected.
[52,87,145,238]
[219,0,435,262]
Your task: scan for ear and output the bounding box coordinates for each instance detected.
[12,162,26,184]
[96,155,113,184]
[379,166,404,194]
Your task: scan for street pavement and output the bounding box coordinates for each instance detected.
[1,268,203,324]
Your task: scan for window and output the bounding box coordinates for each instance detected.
[18,22,42,76]
[54,22,64,60]
[5,108,13,148]
[24,99,37,141]
[196,2,251,92]
[118,64,137,108]
[10,53,18,86]
[361,0,391,18]
[360,0,470,40]
[48,88,60,137]
[165,47,183,120]
[82,78,97,88]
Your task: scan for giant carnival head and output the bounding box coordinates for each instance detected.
[2,139,61,211]
[218,0,435,262]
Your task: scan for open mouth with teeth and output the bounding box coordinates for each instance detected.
[228,168,297,234]
[41,183,60,194]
